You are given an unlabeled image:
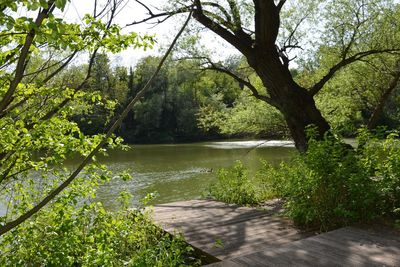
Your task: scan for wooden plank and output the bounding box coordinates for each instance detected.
[207,260,242,267]
[339,226,400,243]
[167,216,292,238]
[184,221,299,245]
[153,199,281,218]
[294,238,381,266]
[216,226,400,266]
[308,228,400,265]
[205,232,308,259]
[231,247,322,267]
[315,227,400,258]
[153,200,307,260]
[153,203,269,222]
[221,240,373,267]
[153,200,290,236]
[153,199,253,212]
[189,227,301,250]
[155,211,272,230]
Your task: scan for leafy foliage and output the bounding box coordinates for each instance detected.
[206,130,400,231]
[93,56,245,143]
[0,1,197,265]
[262,129,400,230]
[198,91,288,138]
[1,182,197,266]
[205,161,259,205]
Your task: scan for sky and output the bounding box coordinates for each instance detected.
[47,0,400,68]
[61,0,238,67]
[63,0,176,66]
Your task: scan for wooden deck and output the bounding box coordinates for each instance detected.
[151,199,312,261]
[152,200,400,266]
[209,227,400,266]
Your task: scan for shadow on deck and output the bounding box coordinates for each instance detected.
[152,200,400,266]
[210,226,400,266]
[152,199,312,262]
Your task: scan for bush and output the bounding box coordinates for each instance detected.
[360,131,400,219]
[207,130,400,231]
[205,161,259,205]
[0,200,197,266]
[263,129,400,231]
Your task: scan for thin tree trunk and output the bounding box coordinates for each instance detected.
[367,65,400,130]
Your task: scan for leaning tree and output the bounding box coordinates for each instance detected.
[130,0,400,151]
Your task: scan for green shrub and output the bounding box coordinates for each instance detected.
[203,129,400,231]
[262,129,400,231]
[360,131,400,218]
[0,200,197,266]
[205,161,259,205]
[0,175,199,266]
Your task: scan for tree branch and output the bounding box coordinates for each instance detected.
[193,0,252,55]
[126,2,192,26]
[195,56,274,105]
[277,0,287,12]
[0,1,56,114]
[203,1,232,24]
[367,61,400,129]
[254,0,280,47]
[310,49,400,96]
[226,0,242,29]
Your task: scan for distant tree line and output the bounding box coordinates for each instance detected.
[68,53,243,143]
[65,51,400,144]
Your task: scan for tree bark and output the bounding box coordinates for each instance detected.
[247,48,330,151]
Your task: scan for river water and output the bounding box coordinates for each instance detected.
[92,140,296,209]
[0,140,295,215]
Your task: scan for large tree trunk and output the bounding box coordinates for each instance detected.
[193,0,331,151]
[280,91,330,152]
[247,49,330,152]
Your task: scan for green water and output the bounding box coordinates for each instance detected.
[91,140,295,209]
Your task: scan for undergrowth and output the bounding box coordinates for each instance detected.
[1,187,199,266]
[206,129,400,231]
[205,161,260,205]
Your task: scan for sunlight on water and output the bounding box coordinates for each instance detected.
[205,140,295,149]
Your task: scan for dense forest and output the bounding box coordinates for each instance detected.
[0,0,400,265]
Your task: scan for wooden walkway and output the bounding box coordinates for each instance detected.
[152,200,400,266]
[152,199,312,261]
[210,227,400,266]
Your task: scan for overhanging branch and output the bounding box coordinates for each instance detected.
[0,1,56,114]
[310,49,400,96]
[193,0,252,55]
[196,56,274,105]
[126,2,192,26]
[277,0,287,11]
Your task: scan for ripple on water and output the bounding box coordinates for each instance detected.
[205,140,294,149]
